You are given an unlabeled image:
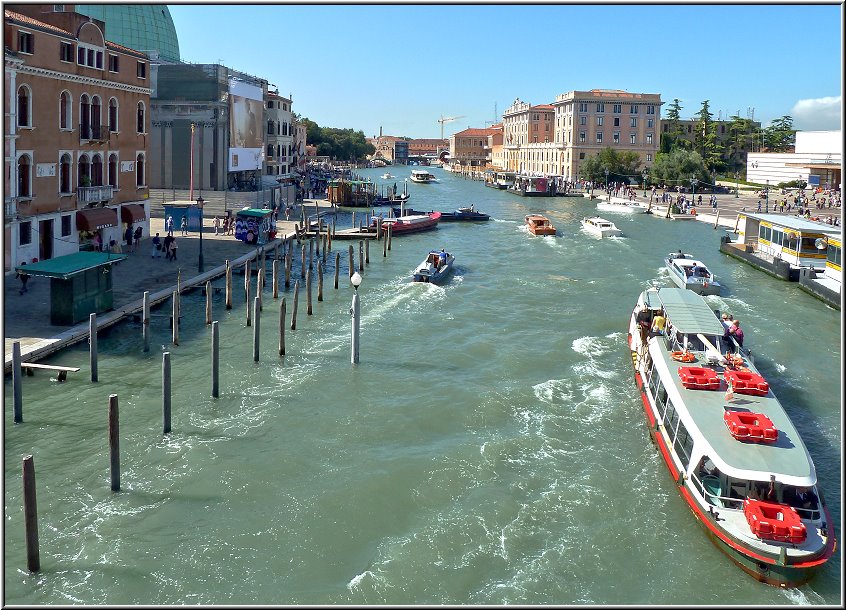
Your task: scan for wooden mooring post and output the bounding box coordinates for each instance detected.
[212,321,219,398]
[714,210,721,229]
[257,267,264,312]
[279,298,286,356]
[285,248,292,288]
[162,352,171,434]
[387,224,392,251]
[306,268,313,315]
[89,313,98,382]
[334,252,340,289]
[291,279,299,330]
[365,239,370,265]
[22,455,40,572]
[225,260,233,309]
[172,291,179,345]
[12,341,23,423]
[272,259,279,298]
[300,245,306,279]
[317,260,324,301]
[349,245,354,277]
[108,393,120,492]
[205,281,213,324]
[253,297,260,362]
[142,291,150,352]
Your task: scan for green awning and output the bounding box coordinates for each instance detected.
[235,208,273,218]
[14,251,127,279]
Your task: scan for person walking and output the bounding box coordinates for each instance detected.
[133,225,143,253]
[166,215,174,236]
[124,224,134,253]
[214,216,221,235]
[163,234,174,261]
[169,237,178,261]
[180,216,188,236]
[151,232,162,258]
[15,262,29,295]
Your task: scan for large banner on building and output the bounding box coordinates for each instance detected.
[228,79,263,172]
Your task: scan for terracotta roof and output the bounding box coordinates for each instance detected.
[531,104,554,110]
[453,128,497,137]
[5,9,72,37]
[5,9,147,58]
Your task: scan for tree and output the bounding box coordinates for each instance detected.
[298,116,375,160]
[649,149,710,188]
[579,147,643,183]
[692,100,722,172]
[763,115,795,152]
[726,114,757,170]
[660,98,686,153]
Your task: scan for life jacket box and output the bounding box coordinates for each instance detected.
[724,410,778,443]
[743,498,807,544]
[677,366,720,390]
[724,369,770,396]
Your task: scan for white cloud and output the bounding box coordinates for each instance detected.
[790,96,842,131]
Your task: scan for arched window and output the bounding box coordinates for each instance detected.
[267,120,274,135]
[108,153,118,187]
[266,144,273,158]
[136,153,145,187]
[136,101,145,133]
[17,85,31,127]
[80,94,91,138]
[108,98,118,132]
[60,91,72,129]
[17,154,32,197]
[60,153,72,193]
[78,153,91,187]
[91,96,102,139]
[92,153,103,186]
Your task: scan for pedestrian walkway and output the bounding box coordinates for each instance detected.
[3,207,331,371]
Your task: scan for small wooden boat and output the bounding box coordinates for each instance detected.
[525,214,556,236]
[412,249,455,284]
[372,212,440,235]
[581,216,622,238]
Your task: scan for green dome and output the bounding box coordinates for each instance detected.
[74,4,180,62]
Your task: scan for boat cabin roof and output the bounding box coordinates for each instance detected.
[652,288,725,336]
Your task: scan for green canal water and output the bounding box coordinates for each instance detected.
[4,166,841,604]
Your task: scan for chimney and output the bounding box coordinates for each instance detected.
[379,126,383,137]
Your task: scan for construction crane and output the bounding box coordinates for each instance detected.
[438,115,465,141]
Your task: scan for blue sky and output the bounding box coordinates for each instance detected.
[169,3,843,139]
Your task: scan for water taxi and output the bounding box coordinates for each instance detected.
[412,249,455,284]
[581,216,622,238]
[381,172,395,180]
[508,175,553,197]
[525,214,556,236]
[596,199,643,214]
[410,170,436,183]
[665,251,721,296]
[627,287,836,587]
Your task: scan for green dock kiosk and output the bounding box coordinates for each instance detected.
[14,251,127,325]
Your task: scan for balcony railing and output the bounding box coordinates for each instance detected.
[79,123,107,141]
[77,185,114,205]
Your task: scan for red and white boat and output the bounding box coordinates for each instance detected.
[372,212,440,235]
[627,287,836,587]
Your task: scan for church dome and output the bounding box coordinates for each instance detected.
[74,4,180,62]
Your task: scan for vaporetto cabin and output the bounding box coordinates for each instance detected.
[734,213,839,271]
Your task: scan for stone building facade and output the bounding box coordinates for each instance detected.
[4,5,151,271]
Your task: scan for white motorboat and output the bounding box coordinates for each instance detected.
[410,169,436,183]
[627,287,835,586]
[596,199,644,213]
[665,251,721,295]
[412,249,455,284]
[381,172,395,179]
[581,216,622,238]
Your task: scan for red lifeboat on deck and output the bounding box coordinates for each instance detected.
[677,366,721,390]
[743,498,807,544]
[723,369,770,396]
[724,410,778,443]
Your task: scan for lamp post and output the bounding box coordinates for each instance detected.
[196,196,205,273]
[735,171,739,198]
[349,271,362,364]
[691,177,698,207]
[604,168,610,201]
[642,169,648,197]
[765,179,769,213]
